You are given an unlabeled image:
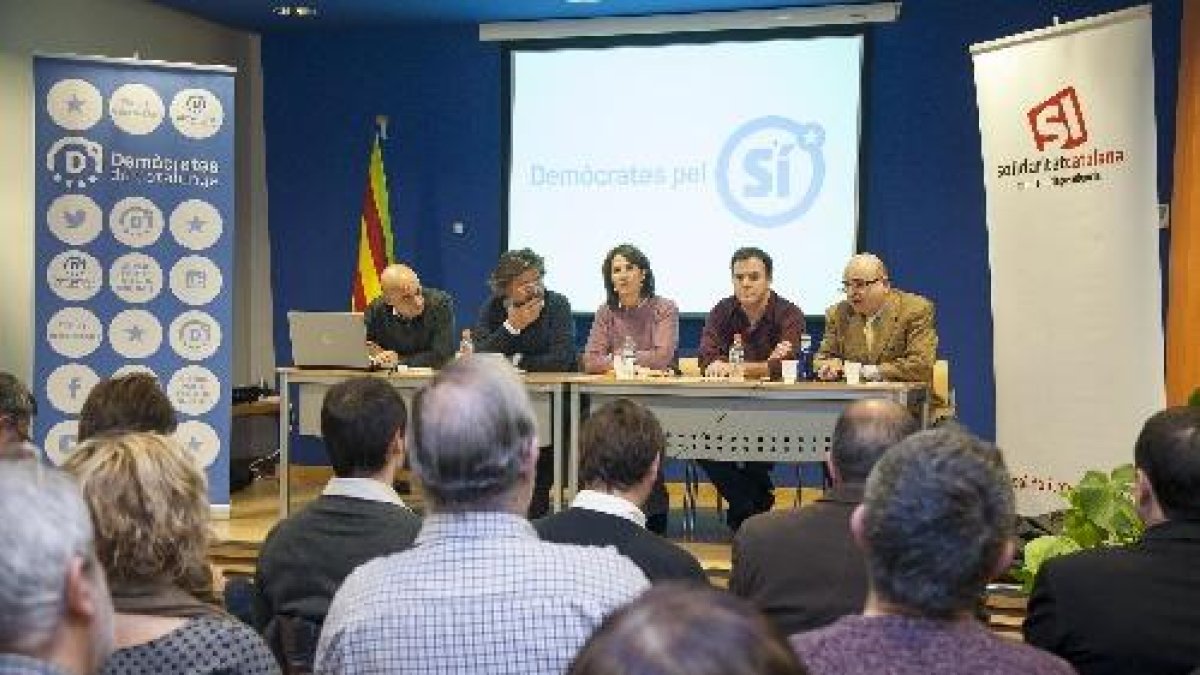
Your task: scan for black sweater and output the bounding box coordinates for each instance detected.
[252,495,421,627]
[474,290,577,372]
[535,507,707,584]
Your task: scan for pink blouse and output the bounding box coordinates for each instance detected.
[582,296,679,373]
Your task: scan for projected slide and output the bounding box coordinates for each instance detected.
[508,36,863,315]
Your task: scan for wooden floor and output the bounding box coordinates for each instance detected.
[209,466,818,583]
[208,468,1027,640]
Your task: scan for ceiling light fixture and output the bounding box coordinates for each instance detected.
[274,5,318,18]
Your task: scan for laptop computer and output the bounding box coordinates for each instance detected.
[287,311,374,369]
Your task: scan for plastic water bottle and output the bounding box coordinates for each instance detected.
[729,333,745,381]
[799,333,813,381]
[619,335,637,378]
[458,329,474,358]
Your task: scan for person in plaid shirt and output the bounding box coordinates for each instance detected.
[316,356,648,675]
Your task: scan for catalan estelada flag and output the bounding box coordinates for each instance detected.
[351,133,394,311]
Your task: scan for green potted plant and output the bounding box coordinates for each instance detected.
[1013,464,1144,592]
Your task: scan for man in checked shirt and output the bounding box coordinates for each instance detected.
[315,356,649,675]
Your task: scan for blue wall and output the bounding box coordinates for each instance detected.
[262,22,502,351]
[262,0,1181,452]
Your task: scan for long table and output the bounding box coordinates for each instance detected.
[276,368,926,520]
[276,368,568,516]
[568,377,927,534]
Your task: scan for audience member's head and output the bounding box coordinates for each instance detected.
[830,398,918,485]
[489,248,546,303]
[569,584,808,675]
[579,399,664,504]
[1133,406,1200,525]
[77,373,176,442]
[409,355,537,513]
[0,372,37,459]
[321,377,408,480]
[64,432,214,601]
[853,429,1015,619]
[0,463,114,675]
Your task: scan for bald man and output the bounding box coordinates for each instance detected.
[364,264,455,369]
[731,398,918,636]
[814,253,937,385]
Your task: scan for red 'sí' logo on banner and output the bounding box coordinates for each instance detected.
[1027,86,1089,152]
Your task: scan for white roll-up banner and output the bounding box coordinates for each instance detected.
[971,6,1165,514]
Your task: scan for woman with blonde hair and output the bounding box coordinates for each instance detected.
[64,432,278,675]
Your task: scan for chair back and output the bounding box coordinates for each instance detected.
[272,614,322,675]
[931,358,955,423]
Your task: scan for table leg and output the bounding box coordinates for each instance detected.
[277,370,291,517]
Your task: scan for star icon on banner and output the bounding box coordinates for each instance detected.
[125,324,146,342]
[66,94,85,113]
[801,126,825,148]
[187,435,204,455]
[187,215,206,233]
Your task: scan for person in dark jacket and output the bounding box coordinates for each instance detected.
[536,399,706,583]
[1025,406,1200,675]
[475,248,575,517]
[253,377,420,671]
[730,398,917,635]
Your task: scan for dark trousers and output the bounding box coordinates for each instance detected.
[697,460,774,531]
[528,445,556,519]
[644,466,668,535]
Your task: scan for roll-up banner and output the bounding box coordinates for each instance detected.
[33,55,235,510]
[971,7,1165,514]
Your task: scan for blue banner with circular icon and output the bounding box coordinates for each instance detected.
[33,55,235,508]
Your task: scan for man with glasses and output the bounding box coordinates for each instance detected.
[0,372,39,461]
[814,253,937,385]
[365,263,456,369]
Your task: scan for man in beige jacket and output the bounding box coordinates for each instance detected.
[815,253,938,386]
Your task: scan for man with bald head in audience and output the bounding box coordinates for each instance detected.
[364,263,455,369]
[0,463,115,675]
[815,253,937,386]
[730,398,918,636]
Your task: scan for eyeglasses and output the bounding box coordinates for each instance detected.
[385,287,424,307]
[840,278,883,293]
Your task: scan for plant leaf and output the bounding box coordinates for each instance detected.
[1063,509,1104,548]
[1021,535,1082,592]
[1110,464,1136,487]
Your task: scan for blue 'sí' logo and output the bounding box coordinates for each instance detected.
[716,116,826,228]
